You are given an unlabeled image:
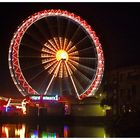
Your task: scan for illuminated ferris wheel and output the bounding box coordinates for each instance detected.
[9,9,104,100]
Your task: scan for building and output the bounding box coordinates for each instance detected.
[105,65,140,116]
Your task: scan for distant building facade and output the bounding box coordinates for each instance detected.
[106,65,140,116]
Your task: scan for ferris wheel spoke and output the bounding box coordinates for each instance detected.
[58,78,62,95]
[25,31,44,46]
[44,42,57,53]
[59,37,64,50]
[67,45,77,54]
[41,54,55,59]
[27,60,57,83]
[33,23,47,41]
[69,56,80,62]
[75,67,92,84]
[71,56,97,60]
[47,39,58,51]
[34,22,50,42]
[18,55,41,58]
[78,63,96,73]
[54,37,61,49]
[67,61,77,72]
[28,68,47,83]
[68,46,95,57]
[63,38,69,51]
[19,57,56,70]
[69,59,96,73]
[48,38,59,51]
[63,19,71,50]
[58,62,63,78]
[68,61,92,83]
[41,47,55,55]
[57,16,61,37]
[69,51,79,56]
[66,25,80,51]
[57,16,62,50]
[44,61,62,95]
[65,41,73,52]
[71,74,85,94]
[21,62,45,71]
[67,35,89,53]
[53,37,59,50]
[63,77,73,96]
[48,61,59,74]
[34,22,58,60]
[42,58,56,65]
[41,52,55,57]
[37,73,50,93]
[66,61,85,93]
[44,75,55,95]
[65,61,80,99]
[45,18,59,49]
[43,60,58,72]
[63,63,68,77]
[71,46,94,55]
[21,43,43,53]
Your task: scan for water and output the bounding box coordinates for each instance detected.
[0,123,109,138]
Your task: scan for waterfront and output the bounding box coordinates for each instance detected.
[1,114,140,138]
[0,123,109,138]
[0,2,140,138]
[1,100,140,138]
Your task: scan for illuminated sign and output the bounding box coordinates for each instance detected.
[31,96,40,100]
[30,95,58,101]
[43,95,58,101]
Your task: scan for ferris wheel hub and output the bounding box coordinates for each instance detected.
[56,50,69,61]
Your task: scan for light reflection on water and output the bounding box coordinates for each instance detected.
[0,123,109,138]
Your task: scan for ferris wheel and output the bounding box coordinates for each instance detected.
[8,9,104,100]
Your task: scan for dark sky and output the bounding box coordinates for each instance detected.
[0,2,140,97]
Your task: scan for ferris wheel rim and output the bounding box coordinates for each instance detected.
[9,9,104,99]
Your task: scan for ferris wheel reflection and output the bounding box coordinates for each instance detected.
[0,123,69,138]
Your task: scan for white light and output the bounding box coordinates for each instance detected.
[43,95,58,101]
[99,60,102,63]
[31,96,40,100]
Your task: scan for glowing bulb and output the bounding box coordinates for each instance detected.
[56,50,68,61]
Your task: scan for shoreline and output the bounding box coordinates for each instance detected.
[0,115,106,126]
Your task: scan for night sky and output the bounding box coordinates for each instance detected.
[0,2,140,97]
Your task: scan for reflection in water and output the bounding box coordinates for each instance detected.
[64,125,69,138]
[1,124,66,138]
[70,126,108,138]
[0,123,108,138]
[1,124,25,138]
[15,124,25,138]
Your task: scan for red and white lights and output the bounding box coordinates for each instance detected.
[9,9,104,99]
